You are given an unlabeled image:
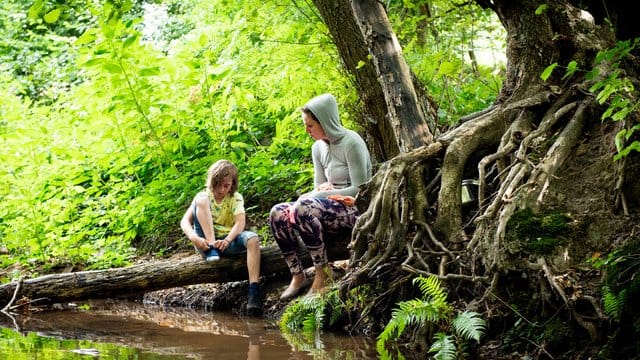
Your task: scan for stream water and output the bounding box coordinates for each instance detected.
[0,299,379,359]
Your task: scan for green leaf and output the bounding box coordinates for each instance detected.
[562,60,578,79]
[437,61,456,77]
[75,29,98,46]
[123,34,138,48]
[429,333,457,360]
[452,311,486,342]
[535,5,548,15]
[28,0,45,19]
[540,63,558,81]
[614,141,640,161]
[44,8,61,23]
[139,67,161,77]
[611,106,632,121]
[103,62,123,73]
[356,60,367,69]
[81,57,106,67]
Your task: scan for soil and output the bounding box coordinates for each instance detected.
[142,257,350,320]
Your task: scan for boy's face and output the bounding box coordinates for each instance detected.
[214,175,233,198]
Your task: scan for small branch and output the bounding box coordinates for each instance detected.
[1,277,23,313]
[525,338,555,359]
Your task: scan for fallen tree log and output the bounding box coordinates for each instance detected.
[0,236,350,309]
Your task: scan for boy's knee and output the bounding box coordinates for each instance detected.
[247,236,259,246]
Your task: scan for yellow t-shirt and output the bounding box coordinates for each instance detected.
[201,190,245,237]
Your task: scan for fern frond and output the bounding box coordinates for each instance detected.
[377,297,451,353]
[326,289,343,326]
[414,275,448,305]
[452,311,486,343]
[603,286,627,322]
[280,292,328,335]
[429,332,457,360]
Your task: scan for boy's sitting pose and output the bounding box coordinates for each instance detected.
[180,159,261,313]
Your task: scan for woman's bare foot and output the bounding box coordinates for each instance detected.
[280,273,306,300]
[307,265,332,296]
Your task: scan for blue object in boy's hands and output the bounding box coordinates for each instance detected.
[204,246,220,261]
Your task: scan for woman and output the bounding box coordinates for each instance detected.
[269,94,372,299]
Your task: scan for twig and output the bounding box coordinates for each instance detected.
[525,338,555,359]
[1,276,23,313]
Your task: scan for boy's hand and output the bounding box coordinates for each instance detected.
[213,239,231,251]
[194,237,211,251]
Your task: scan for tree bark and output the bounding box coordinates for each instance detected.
[312,0,438,160]
[312,0,399,160]
[0,240,350,309]
[350,0,434,152]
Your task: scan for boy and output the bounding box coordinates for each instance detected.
[180,160,262,313]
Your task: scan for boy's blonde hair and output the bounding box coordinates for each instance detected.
[206,159,238,195]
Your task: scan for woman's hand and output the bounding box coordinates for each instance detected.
[316,182,334,191]
[327,194,355,207]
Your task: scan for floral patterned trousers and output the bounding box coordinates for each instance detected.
[269,197,358,276]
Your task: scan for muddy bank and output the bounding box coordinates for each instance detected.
[143,258,349,320]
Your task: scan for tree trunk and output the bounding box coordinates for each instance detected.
[318,0,639,351]
[0,239,350,309]
[312,0,439,160]
[350,0,434,152]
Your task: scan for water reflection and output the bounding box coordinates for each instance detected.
[0,300,377,359]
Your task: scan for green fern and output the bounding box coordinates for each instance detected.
[414,275,449,305]
[452,311,486,343]
[429,332,457,360]
[377,275,486,359]
[602,286,627,322]
[377,276,452,355]
[279,288,343,339]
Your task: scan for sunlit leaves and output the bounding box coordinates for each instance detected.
[535,4,548,15]
[540,63,558,81]
[1,0,342,271]
[43,8,61,23]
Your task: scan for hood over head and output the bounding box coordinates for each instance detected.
[304,94,346,143]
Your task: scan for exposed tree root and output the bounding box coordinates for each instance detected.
[342,81,616,341]
[535,257,606,341]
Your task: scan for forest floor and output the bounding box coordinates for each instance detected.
[142,252,350,321]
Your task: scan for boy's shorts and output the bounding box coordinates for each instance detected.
[193,206,258,257]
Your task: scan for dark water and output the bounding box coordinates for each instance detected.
[0,300,378,359]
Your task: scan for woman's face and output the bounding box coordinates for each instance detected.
[303,112,327,141]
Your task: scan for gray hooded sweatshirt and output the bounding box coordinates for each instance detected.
[304,94,372,198]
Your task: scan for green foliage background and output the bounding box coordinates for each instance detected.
[0,0,504,278]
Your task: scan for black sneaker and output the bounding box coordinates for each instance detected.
[247,283,262,314]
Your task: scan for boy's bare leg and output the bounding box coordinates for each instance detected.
[246,236,261,283]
